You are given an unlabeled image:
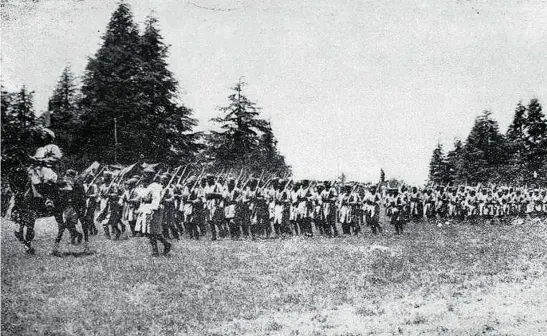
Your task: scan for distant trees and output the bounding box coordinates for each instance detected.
[1,86,38,190]
[47,66,80,167]
[428,143,447,185]
[429,99,547,186]
[2,3,290,178]
[207,79,290,175]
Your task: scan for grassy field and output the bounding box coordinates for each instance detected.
[2,216,547,336]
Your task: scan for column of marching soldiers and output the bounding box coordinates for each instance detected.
[72,164,547,251]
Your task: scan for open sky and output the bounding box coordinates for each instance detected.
[2,0,546,184]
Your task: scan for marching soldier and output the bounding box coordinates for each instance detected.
[140,169,171,256]
[160,174,180,240]
[223,178,242,239]
[320,181,338,237]
[296,180,315,237]
[204,174,224,241]
[363,185,382,234]
[338,184,359,235]
[274,179,292,237]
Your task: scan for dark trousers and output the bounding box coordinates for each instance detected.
[299,217,313,236]
[148,234,170,255]
[187,219,200,239]
[55,212,81,244]
[227,218,240,239]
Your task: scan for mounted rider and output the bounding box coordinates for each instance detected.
[27,126,62,209]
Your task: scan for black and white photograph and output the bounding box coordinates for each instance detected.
[1,0,547,334]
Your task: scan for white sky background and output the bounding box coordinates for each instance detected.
[2,0,546,184]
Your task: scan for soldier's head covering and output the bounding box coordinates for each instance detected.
[160,173,170,182]
[185,176,196,185]
[65,169,78,178]
[32,126,55,142]
[126,178,138,186]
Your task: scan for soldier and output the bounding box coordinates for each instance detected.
[250,178,270,238]
[122,177,140,237]
[140,169,171,256]
[104,179,124,240]
[267,178,278,234]
[204,174,224,241]
[290,181,301,234]
[338,184,359,235]
[82,174,99,236]
[447,187,460,219]
[314,183,326,235]
[160,174,180,240]
[274,179,292,237]
[320,181,338,237]
[363,185,382,234]
[224,178,242,239]
[51,170,83,256]
[532,189,543,217]
[409,187,421,221]
[386,189,406,235]
[65,169,88,246]
[182,176,204,240]
[27,126,62,209]
[464,189,478,219]
[296,180,315,237]
[423,189,435,219]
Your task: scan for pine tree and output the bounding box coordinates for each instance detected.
[210,79,270,169]
[460,111,507,184]
[523,98,547,184]
[380,169,385,183]
[133,15,200,164]
[1,86,37,190]
[505,102,529,185]
[77,3,142,165]
[446,139,463,184]
[48,66,80,162]
[428,143,447,184]
[249,121,290,174]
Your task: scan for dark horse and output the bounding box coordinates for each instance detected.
[11,172,86,255]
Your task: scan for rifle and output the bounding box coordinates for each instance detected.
[235,168,245,188]
[176,164,189,185]
[88,166,106,187]
[191,167,206,190]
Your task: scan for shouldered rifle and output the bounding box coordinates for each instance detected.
[176,164,189,185]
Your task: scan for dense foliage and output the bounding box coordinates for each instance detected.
[429,99,547,186]
[1,3,290,181]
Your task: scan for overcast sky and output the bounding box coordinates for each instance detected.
[2,0,546,184]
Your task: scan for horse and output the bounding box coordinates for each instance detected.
[11,175,87,255]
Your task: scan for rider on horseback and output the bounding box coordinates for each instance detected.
[27,126,62,209]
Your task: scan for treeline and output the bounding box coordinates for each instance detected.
[429,99,547,186]
[1,3,290,188]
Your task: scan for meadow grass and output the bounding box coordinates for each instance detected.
[2,217,547,335]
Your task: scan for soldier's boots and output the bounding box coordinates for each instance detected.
[151,239,160,257]
[163,241,172,255]
[103,226,111,240]
[51,242,62,257]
